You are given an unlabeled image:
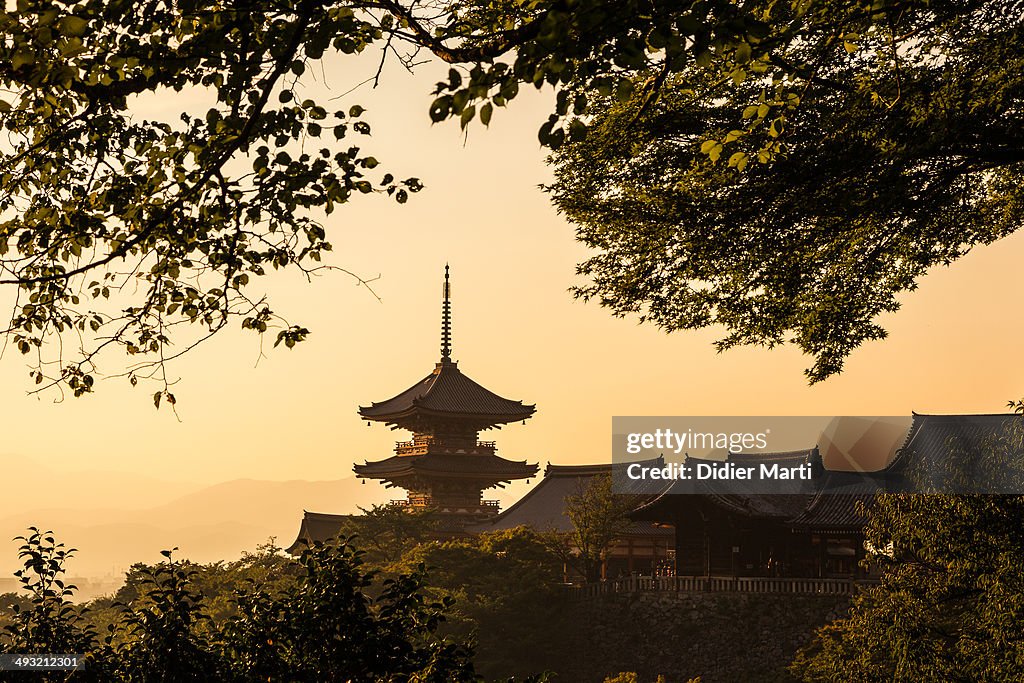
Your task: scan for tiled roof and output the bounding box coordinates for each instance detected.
[787,470,885,532]
[887,413,1022,474]
[702,492,816,519]
[728,449,819,465]
[287,511,350,553]
[632,455,886,532]
[787,493,874,532]
[359,360,535,424]
[470,459,673,538]
[354,453,538,481]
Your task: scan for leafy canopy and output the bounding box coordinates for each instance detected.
[0,0,420,400]
[394,526,566,680]
[0,530,479,682]
[792,495,1024,681]
[793,412,1024,679]
[557,472,635,583]
[1,0,1018,394]
[541,0,1024,381]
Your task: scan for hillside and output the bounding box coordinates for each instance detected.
[0,476,386,583]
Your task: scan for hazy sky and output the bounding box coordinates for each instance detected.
[0,51,1021,515]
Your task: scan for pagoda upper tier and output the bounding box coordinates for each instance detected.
[358,359,536,433]
[358,264,534,437]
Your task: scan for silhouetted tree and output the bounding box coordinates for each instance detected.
[557,473,634,583]
[3,1,1012,391]
[0,530,479,682]
[337,504,440,567]
[791,495,1024,681]
[395,526,566,680]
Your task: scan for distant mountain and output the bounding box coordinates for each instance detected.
[0,454,201,512]
[0,477,386,580]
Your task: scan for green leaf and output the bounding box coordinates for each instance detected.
[569,119,587,141]
[429,96,451,123]
[12,52,34,71]
[460,105,475,129]
[615,78,634,102]
[735,42,752,64]
[58,15,88,37]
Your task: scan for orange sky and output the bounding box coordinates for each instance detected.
[0,53,1021,516]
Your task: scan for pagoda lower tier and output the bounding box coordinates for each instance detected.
[353,452,538,516]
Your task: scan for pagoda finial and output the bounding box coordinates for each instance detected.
[441,264,452,363]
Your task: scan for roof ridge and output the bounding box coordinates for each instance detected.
[909,412,1019,418]
[411,368,444,405]
[545,457,665,476]
[302,511,351,521]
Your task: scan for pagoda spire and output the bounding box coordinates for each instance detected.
[441,264,452,363]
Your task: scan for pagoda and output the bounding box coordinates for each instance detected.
[353,266,539,518]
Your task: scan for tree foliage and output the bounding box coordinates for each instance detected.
[791,495,1024,681]
[793,406,1024,679]
[337,503,441,567]
[393,526,566,680]
[224,539,476,682]
[0,0,421,398]
[557,472,635,583]
[0,528,114,677]
[2,0,1017,391]
[543,0,1024,381]
[0,530,477,682]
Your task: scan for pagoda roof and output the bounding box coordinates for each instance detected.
[354,452,538,481]
[359,360,535,425]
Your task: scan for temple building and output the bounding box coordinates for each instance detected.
[630,449,880,578]
[289,278,1022,584]
[472,461,674,578]
[627,413,1022,579]
[290,267,538,549]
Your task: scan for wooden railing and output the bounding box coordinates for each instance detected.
[390,498,501,511]
[394,439,497,456]
[567,575,879,599]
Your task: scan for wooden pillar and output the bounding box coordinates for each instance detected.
[703,513,711,577]
[816,534,826,578]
